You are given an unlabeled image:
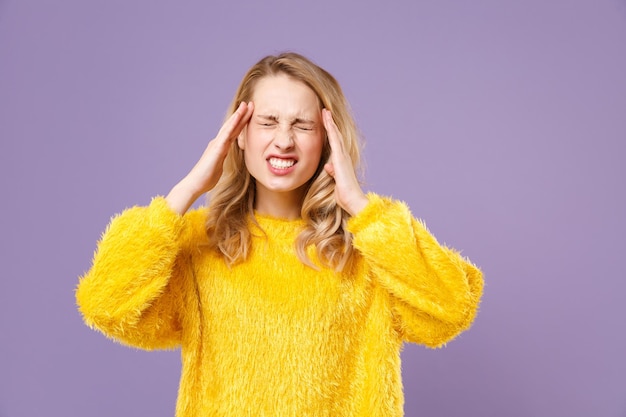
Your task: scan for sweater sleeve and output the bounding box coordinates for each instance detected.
[76,196,199,350]
[347,194,484,348]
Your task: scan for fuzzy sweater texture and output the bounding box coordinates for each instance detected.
[76,194,483,417]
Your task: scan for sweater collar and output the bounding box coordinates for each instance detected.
[249,212,305,242]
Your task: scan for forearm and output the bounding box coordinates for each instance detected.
[348,194,483,345]
[76,197,185,345]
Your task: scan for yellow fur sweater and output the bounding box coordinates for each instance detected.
[76,194,483,416]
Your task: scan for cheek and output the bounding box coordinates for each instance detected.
[309,134,325,158]
[245,127,274,149]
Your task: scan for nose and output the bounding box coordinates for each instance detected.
[273,126,294,150]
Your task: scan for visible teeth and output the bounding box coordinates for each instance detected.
[269,158,296,169]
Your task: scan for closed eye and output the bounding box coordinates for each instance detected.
[257,114,278,126]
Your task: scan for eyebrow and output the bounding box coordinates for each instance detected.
[257,115,316,125]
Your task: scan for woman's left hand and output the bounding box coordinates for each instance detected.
[322,109,369,216]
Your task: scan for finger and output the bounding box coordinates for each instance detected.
[227,102,254,142]
[215,102,245,140]
[322,109,344,155]
[216,102,253,146]
[233,101,254,134]
[231,101,249,124]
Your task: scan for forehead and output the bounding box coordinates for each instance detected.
[251,75,320,116]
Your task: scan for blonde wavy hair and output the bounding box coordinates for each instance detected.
[205,52,362,270]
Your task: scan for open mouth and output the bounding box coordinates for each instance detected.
[268,157,296,169]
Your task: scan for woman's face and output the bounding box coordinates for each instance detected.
[239,74,325,207]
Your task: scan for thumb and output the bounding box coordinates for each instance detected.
[324,162,335,177]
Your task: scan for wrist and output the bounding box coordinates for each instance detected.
[166,180,202,215]
[345,193,369,217]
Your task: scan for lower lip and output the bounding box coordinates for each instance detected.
[267,160,297,176]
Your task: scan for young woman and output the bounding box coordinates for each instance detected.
[76,52,483,417]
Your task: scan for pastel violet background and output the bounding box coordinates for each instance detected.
[1,0,624,416]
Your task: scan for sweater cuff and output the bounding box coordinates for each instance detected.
[147,195,184,223]
[347,193,391,235]
[149,196,210,250]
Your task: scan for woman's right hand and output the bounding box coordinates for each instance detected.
[166,101,254,215]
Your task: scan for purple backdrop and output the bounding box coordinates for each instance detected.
[1,1,625,416]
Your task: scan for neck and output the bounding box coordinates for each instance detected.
[254,186,305,220]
